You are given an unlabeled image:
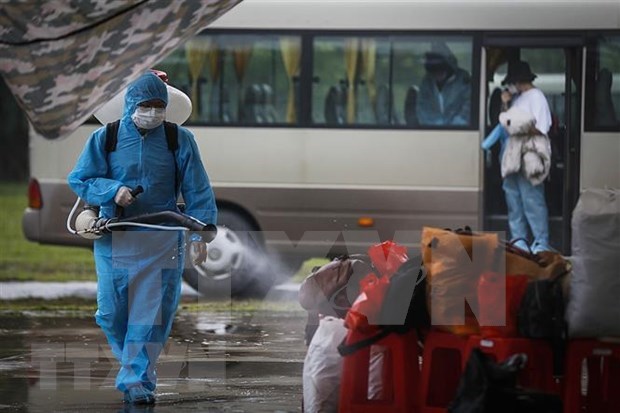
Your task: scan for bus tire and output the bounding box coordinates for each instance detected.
[182,208,270,298]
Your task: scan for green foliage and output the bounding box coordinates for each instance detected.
[521,49,566,74]
[0,297,96,312]
[599,35,620,72]
[179,299,304,313]
[0,183,95,282]
[291,257,330,283]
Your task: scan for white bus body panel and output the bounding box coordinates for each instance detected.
[213,0,620,31]
[201,128,479,188]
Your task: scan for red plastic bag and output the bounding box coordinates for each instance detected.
[477,272,529,338]
[344,273,390,333]
[367,240,408,278]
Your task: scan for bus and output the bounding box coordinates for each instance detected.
[22,0,620,296]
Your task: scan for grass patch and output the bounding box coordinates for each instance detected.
[180,299,304,313]
[0,182,96,282]
[291,257,330,283]
[0,297,97,312]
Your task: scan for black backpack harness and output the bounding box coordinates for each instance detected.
[104,120,180,193]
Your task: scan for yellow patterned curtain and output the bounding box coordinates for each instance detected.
[207,45,222,121]
[232,42,253,119]
[233,45,253,82]
[208,47,222,84]
[344,38,360,124]
[184,37,212,120]
[280,37,302,123]
[361,39,377,117]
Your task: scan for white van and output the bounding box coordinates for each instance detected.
[23,0,620,296]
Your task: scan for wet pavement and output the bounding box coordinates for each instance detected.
[0,304,307,412]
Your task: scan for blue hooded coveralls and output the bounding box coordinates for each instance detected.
[68,72,217,392]
[416,67,472,126]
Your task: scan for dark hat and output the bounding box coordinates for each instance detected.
[501,60,537,85]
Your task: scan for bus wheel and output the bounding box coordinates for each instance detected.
[183,209,269,298]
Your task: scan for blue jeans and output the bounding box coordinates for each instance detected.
[502,173,551,253]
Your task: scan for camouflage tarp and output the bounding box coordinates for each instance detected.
[0,0,242,140]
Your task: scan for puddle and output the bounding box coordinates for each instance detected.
[0,309,306,412]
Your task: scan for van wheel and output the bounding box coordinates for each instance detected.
[182,209,270,298]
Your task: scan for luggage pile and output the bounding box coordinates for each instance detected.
[299,188,620,413]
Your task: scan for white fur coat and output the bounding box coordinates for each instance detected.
[499,107,551,186]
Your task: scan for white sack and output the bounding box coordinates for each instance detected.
[303,317,348,413]
[302,317,386,412]
[567,189,620,337]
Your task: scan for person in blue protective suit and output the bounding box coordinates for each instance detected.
[416,42,472,126]
[498,60,552,253]
[68,72,217,404]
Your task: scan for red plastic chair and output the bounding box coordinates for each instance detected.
[465,336,560,394]
[563,339,620,413]
[419,330,470,413]
[339,329,421,413]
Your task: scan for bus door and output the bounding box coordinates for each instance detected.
[481,36,583,254]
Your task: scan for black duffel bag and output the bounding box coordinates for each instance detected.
[449,348,562,413]
[517,270,569,376]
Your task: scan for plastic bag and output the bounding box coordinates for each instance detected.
[421,227,499,335]
[303,317,385,412]
[478,272,529,338]
[299,254,374,317]
[338,256,429,356]
[367,240,408,278]
[344,273,390,333]
[303,317,348,413]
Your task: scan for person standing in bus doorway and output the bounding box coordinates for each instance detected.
[416,42,472,126]
[68,72,217,405]
[500,60,552,253]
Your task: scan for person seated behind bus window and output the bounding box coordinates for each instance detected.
[416,42,471,126]
[595,68,619,128]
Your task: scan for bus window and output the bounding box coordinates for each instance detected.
[587,35,620,130]
[312,34,475,128]
[395,36,474,128]
[159,33,302,125]
[312,36,390,126]
[520,49,567,121]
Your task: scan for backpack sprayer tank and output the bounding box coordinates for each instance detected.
[74,206,103,239]
[72,186,144,239]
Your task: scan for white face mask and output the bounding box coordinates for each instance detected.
[132,107,166,130]
[506,84,519,95]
